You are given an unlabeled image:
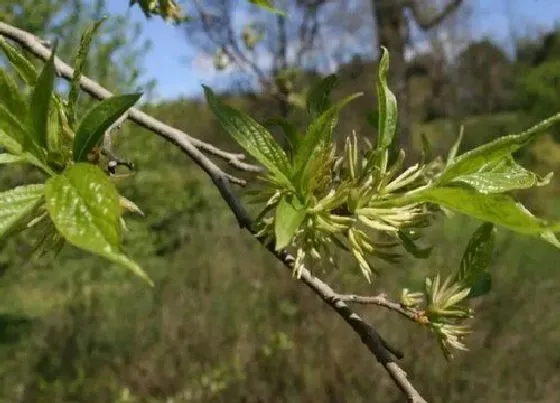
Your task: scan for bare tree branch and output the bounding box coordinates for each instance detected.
[336,293,428,324]
[0,21,428,403]
[408,0,463,30]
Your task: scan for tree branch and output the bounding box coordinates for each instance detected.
[408,0,463,30]
[0,21,428,403]
[336,292,427,323]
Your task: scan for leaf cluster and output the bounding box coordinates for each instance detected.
[0,22,151,284]
[205,46,560,356]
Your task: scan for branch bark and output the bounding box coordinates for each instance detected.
[0,21,428,403]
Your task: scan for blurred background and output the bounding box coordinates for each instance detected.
[1,0,560,401]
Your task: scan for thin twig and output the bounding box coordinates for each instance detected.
[0,22,262,178]
[336,293,424,322]
[0,21,428,403]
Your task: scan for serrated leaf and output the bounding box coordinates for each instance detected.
[452,156,552,194]
[44,163,152,285]
[457,222,495,298]
[376,46,398,152]
[73,93,142,162]
[274,194,306,250]
[203,85,292,187]
[29,46,57,149]
[293,92,362,181]
[248,0,286,15]
[439,112,560,183]
[0,184,44,240]
[0,69,27,120]
[68,18,106,128]
[0,153,25,164]
[414,184,560,235]
[0,37,38,84]
[306,74,338,119]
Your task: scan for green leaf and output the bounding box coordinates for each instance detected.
[451,156,552,194]
[0,184,44,240]
[0,37,38,84]
[306,74,338,119]
[44,163,152,285]
[68,18,106,128]
[29,46,57,149]
[203,85,291,186]
[414,184,560,234]
[73,93,142,162]
[457,222,495,298]
[0,69,27,120]
[248,0,286,15]
[439,112,560,183]
[0,153,25,165]
[294,92,362,178]
[376,46,398,152]
[275,194,306,250]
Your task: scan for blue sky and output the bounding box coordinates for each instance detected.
[106,0,560,101]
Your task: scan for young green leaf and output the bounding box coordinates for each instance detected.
[0,153,25,165]
[68,18,107,128]
[275,193,306,250]
[29,46,57,149]
[306,74,338,119]
[0,69,27,120]
[293,92,363,178]
[376,46,398,153]
[456,222,495,298]
[0,184,44,240]
[44,163,152,285]
[203,85,292,187]
[0,37,38,84]
[439,111,560,183]
[451,156,551,194]
[248,0,286,15]
[414,184,560,235]
[73,93,142,162]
